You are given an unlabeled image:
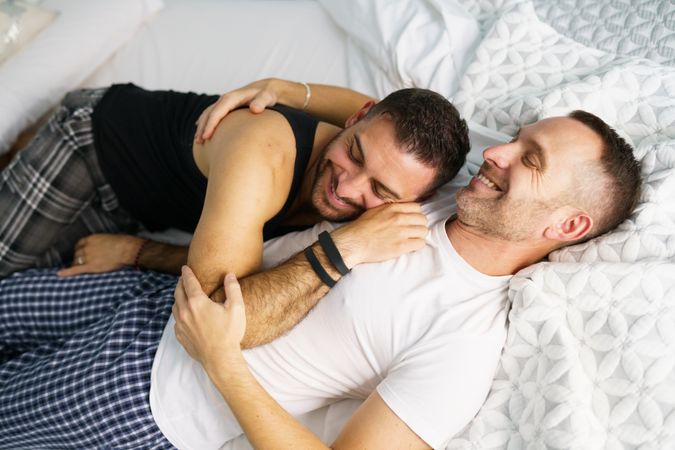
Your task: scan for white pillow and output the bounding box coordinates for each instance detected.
[317,0,480,98]
[0,0,57,65]
[0,0,163,154]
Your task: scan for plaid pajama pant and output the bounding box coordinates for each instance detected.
[0,268,178,449]
[0,88,139,277]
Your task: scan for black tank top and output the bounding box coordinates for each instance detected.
[92,84,318,240]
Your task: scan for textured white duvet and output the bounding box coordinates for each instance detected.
[445,1,675,449]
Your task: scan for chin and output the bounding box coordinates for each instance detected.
[311,174,360,222]
[315,201,359,222]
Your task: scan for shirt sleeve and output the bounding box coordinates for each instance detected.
[376,331,506,449]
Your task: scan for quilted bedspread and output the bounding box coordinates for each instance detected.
[446,1,675,449]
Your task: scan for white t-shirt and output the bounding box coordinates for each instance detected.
[149,175,511,449]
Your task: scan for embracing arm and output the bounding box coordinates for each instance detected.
[188,109,296,294]
[195,78,376,143]
[270,80,375,127]
[212,354,430,450]
[174,268,431,450]
[209,202,428,348]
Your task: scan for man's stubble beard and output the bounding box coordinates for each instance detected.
[308,135,364,223]
[455,187,554,242]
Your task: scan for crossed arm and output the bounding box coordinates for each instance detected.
[174,266,431,449]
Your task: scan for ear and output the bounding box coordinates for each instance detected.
[345,100,376,128]
[544,209,594,243]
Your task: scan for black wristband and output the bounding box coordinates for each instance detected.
[304,247,337,288]
[318,231,350,276]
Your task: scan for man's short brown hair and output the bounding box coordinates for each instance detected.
[366,88,470,195]
[568,110,641,238]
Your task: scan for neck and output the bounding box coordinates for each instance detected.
[445,218,548,276]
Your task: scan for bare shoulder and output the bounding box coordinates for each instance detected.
[207,108,295,161]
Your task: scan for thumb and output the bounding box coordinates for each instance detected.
[249,100,265,114]
[223,273,244,308]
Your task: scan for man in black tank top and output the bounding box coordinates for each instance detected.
[0,80,470,299]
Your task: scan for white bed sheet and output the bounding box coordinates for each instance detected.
[83,0,350,95]
[0,0,162,154]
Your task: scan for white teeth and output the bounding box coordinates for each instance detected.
[477,173,497,190]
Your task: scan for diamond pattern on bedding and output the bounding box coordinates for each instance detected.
[533,0,675,67]
[449,262,675,450]
[456,0,675,68]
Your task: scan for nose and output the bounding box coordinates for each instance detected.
[482,141,517,170]
[335,171,370,206]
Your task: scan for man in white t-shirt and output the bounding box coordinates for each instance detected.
[0,102,641,448]
[170,109,641,449]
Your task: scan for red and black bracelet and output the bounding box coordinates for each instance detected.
[134,239,149,271]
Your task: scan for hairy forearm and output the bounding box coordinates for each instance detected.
[138,240,189,275]
[277,80,375,127]
[210,241,342,349]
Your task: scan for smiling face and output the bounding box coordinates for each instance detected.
[309,115,437,222]
[456,116,604,242]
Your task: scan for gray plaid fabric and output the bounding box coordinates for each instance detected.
[0,267,177,449]
[0,88,139,277]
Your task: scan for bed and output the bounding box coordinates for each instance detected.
[1,0,674,449]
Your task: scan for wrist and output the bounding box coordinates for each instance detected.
[205,350,248,385]
[133,239,150,270]
[329,228,361,269]
[123,236,146,265]
[277,80,306,110]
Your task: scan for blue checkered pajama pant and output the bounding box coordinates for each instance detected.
[0,88,139,277]
[0,268,178,449]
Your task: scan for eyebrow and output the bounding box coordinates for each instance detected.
[354,134,402,200]
[516,127,548,171]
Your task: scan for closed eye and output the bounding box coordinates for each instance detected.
[522,153,541,171]
[371,181,390,202]
[348,140,363,165]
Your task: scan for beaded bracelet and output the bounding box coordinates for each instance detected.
[134,239,149,271]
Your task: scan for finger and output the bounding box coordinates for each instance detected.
[203,91,254,140]
[249,91,276,113]
[396,212,428,227]
[389,202,423,213]
[198,104,219,139]
[202,104,226,140]
[249,101,265,114]
[223,273,244,308]
[401,237,427,253]
[173,276,186,306]
[180,265,207,298]
[57,264,89,277]
[405,224,430,239]
[194,105,213,143]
